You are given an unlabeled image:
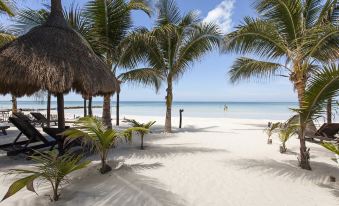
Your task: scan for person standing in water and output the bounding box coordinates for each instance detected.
[224,104,228,112]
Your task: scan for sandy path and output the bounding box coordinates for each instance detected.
[0,116,338,205]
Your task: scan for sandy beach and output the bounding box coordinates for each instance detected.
[0,115,338,206]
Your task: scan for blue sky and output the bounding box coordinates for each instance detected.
[1,0,297,102]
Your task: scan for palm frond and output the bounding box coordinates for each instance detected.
[13,8,49,34]
[228,57,285,83]
[254,0,303,41]
[156,0,181,26]
[224,17,287,58]
[0,24,15,46]
[0,0,14,16]
[174,22,221,79]
[298,63,339,123]
[118,68,163,92]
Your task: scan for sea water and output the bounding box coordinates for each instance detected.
[0,101,301,120]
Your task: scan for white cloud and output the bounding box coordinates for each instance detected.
[203,0,235,34]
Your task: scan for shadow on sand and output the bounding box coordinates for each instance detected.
[228,158,339,198]
[11,162,187,206]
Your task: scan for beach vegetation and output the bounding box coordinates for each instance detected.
[278,123,298,153]
[63,117,120,174]
[224,0,339,170]
[1,151,90,202]
[123,119,156,149]
[295,63,339,168]
[84,0,151,128]
[264,122,281,144]
[0,0,15,16]
[124,0,222,132]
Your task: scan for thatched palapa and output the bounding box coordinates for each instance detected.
[0,0,118,128]
[0,0,117,97]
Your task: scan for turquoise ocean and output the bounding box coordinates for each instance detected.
[0,101,302,120]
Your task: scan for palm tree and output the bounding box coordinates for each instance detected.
[114,37,162,126]
[84,0,151,128]
[125,0,221,132]
[224,0,339,169]
[2,151,90,202]
[123,118,156,149]
[63,117,120,174]
[297,63,339,168]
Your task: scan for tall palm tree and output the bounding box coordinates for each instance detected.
[113,34,162,126]
[124,0,221,132]
[84,0,151,128]
[297,63,339,163]
[224,0,339,170]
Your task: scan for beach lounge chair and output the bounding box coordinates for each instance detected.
[0,117,57,156]
[30,112,58,127]
[12,112,38,125]
[306,123,339,143]
[0,125,10,135]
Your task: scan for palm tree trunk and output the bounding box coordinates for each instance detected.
[116,92,120,126]
[165,77,173,133]
[141,134,144,150]
[88,97,93,117]
[47,92,51,127]
[83,98,87,117]
[295,79,311,170]
[11,95,17,113]
[56,93,65,130]
[327,98,332,123]
[102,94,112,129]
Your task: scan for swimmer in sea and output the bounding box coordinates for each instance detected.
[224,104,228,111]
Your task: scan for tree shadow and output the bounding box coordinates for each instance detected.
[227,158,339,198]
[18,162,186,206]
[112,144,228,160]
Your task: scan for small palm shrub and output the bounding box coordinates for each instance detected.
[1,151,90,202]
[278,123,298,153]
[264,122,281,144]
[321,142,339,164]
[123,119,156,150]
[321,142,339,155]
[63,117,120,174]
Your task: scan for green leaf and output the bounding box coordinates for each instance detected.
[2,174,40,201]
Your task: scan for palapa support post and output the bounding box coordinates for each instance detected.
[116,92,120,126]
[47,92,51,127]
[57,93,65,129]
[179,109,184,128]
[88,96,93,117]
[83,98,87,117]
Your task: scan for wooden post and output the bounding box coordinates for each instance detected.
[83,98,87,117]
[179,109,184,128]
[47,92,51,127]
[11,96,17,113]
[116,92,120,126]
[88,96,93,117]
[57,93,65,129]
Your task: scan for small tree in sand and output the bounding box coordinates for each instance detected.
[1,151,90,202]
[123,119,156,150]
[278,123,298,153]
[63,117,120,174]
[264,122,281,144]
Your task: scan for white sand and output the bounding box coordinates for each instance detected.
[0,115,338,206]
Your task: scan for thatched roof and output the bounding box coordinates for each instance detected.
[0,0,117,97]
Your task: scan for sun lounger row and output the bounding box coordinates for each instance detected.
[0,115,79,156]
